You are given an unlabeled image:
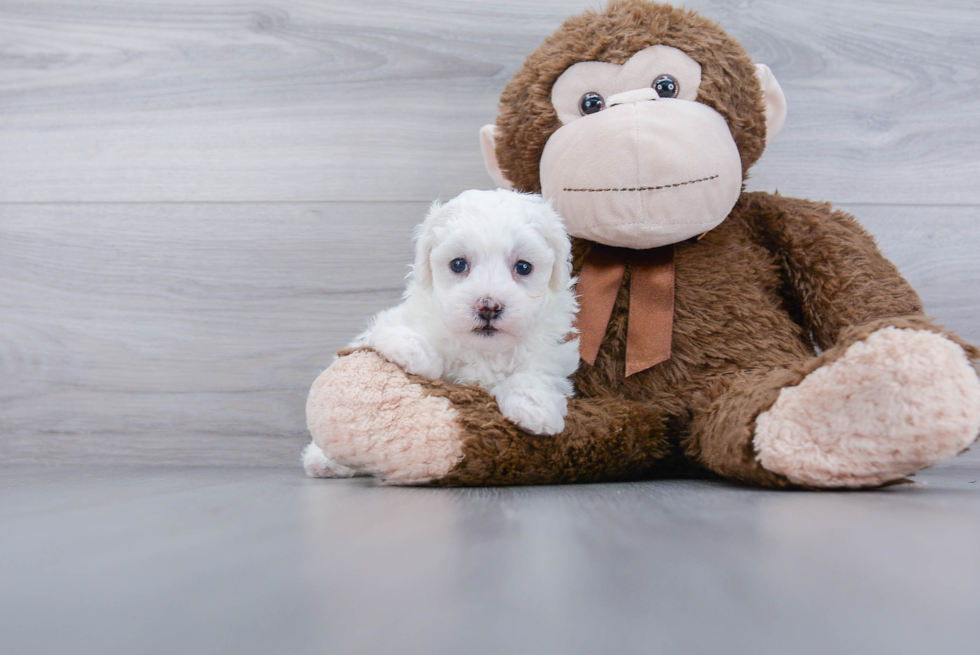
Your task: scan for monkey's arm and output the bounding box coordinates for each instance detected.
[306,348,674,486]
[740,191,968,350]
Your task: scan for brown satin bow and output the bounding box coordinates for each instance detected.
[575,243,675,376]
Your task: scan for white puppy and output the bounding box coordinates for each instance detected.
[303,189,580,478]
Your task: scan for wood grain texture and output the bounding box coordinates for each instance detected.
[1,0,978,203]
[1,0,978,465]
[1,202,976,466]
[4,4,979,644]
[0,202,422,465]
[844,204,980,341]
[4,464,980,654]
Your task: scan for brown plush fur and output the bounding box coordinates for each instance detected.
[427,380,674,486]
[418,0,978,487]
[330,1,979,487]
[432,188,970,487]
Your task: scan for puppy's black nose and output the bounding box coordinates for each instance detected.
[476,297,503,320]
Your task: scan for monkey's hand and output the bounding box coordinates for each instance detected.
[306,349,465,484]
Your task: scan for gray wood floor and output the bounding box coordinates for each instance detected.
[2,3,980,652]
[4,457,980,655]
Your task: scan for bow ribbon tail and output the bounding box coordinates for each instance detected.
[625,245,675,376]
[575,245,627,366]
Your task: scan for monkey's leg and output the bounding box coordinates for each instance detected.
[306,349,670,486]
[689,323,980,489]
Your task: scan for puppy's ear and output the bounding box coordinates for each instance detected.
[532,198,573,293]
[411,200,444,290]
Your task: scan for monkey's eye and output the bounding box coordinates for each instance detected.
[450,258,468,274]
[514,261,533,276]
[653,74,679,98]
[579,92,604,115]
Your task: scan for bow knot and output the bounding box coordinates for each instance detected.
[575,244,675,376]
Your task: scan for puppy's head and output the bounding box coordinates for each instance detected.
[411,189,572,350]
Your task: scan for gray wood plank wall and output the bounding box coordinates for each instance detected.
[2,0,978,466]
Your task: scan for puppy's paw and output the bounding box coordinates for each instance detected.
[494,388,567,436]
[301,441,360,478]
[371,326,443,379]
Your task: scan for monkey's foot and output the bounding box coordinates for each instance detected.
[754,327,980,488]
[305,350,464,484]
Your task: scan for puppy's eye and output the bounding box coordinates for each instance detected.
[450,258,468,274]
[514,261,533,276]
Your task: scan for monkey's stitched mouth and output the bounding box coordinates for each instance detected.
[562,174,719,193]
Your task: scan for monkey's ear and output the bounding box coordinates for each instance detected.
[479,124,514,190]
[755,64,787,143]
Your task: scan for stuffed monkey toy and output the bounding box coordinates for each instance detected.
[305,0,980,488]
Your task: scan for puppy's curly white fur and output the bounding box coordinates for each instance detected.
[303,189,580,477]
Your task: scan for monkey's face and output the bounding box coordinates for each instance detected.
[540,45,742,249]
[482,2,787,250]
